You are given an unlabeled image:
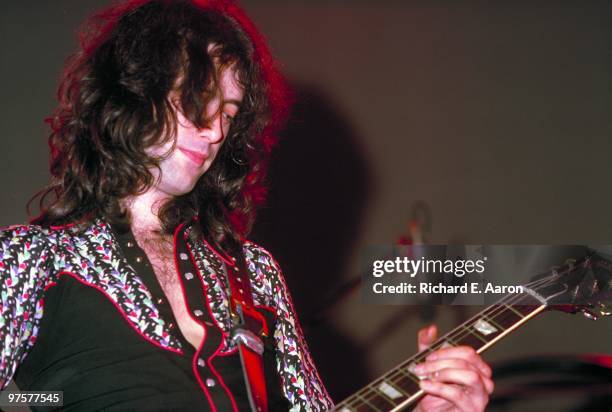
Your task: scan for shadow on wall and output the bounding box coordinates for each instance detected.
[251,83,372,401]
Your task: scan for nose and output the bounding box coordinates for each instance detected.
[197,114,225,144]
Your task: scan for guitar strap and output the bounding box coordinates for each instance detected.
[225,255,269,412]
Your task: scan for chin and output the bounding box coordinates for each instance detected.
[160,181,199,198]
[177,183,198,196]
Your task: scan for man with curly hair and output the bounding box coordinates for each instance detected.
[0,1,493,410]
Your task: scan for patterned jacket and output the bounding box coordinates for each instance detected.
[0,218,334,411]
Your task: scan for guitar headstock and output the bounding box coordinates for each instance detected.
[528,252,612,320]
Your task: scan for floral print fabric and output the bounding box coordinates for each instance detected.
[0,220,334,411]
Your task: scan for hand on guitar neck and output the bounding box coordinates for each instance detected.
[412,325,494,412]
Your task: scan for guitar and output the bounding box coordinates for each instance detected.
[333,251,612,411]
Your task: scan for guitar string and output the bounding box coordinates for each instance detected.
[338,273,556,409]
[340,284,546,410]
[362,289,540,406]
[385,283,544,384]
[341,273,555,409]
[349,252,598,409]
[339,294,522,409]
[349,274,553,407]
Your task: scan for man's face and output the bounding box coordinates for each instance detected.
[147,66,244,198]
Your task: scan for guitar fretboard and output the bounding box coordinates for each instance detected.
[333,293,547,412]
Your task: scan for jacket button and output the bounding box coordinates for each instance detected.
[126,241,135,248]
[180,253,189,260]
[206,378,215,387]
[168,322,175,330]
[184,272,194,280]
[194,310,204,317]
[135,256,143,263]
[197,358,206,367]
[156,297,165,305]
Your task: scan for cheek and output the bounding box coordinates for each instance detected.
[145,139,175,159]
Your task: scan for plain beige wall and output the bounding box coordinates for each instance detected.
[241,1,612,402]
[2,0,611,406]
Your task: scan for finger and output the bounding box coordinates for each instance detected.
[419,380,477,412]
[417,324,437,352]
[412,358,478,377]
[413,359,494,395]
[483,376,494,394]
[426,346,492,378]
[428,369,490,410]
[428,368,484,391]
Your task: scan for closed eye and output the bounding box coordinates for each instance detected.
[222,112,234,122]
[222,99,241,122]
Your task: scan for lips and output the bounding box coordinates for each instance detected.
[178,147,207,166]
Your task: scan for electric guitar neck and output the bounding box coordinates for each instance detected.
[334,253,612,411]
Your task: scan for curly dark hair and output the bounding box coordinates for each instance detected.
[30,0,289,254]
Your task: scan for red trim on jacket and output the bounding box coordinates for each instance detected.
[175,223,239,412]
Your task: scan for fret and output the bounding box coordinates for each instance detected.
[513,302,542,316]
[396,361,421,381]
[352,399,379,412]
[487,306,524,331]
[481,314,504,332]
[404,360,421,374]
[453,327,489,348]
[356,393,382,411]
[461,323,492,342]
[354,383,391,408]
[342,386,373,411]
[437,339,454,349]
[400,361,423,384]
[361,387,396,410]
[334,250,609,412]
[377,380,406,400]
[479,305,547,352]
[391,373,418,390]
[342,391,376,412]
[387,368,412,387]
[503,302,526,318]
[512,292,547,312]
[436,333,464,350]
[358,385,382,406]
[338,399,372,412]
[370,381,399,406]
[424,337,457,353]
[390,371,420,396]
[334,295,548,411]
[395,366,411,378]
